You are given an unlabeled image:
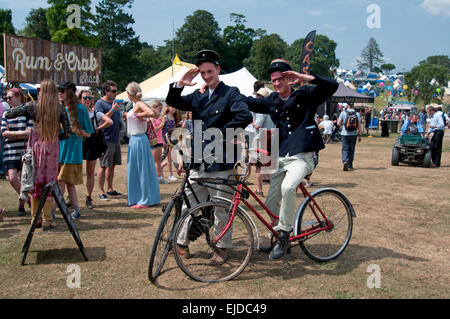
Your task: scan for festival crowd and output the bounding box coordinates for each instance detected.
[0,50,447,262]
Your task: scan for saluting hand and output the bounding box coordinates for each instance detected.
[178,68,200,87]
[282,71,315,86]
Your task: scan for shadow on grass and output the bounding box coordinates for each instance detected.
[303,182,358,189]
[48,220,155,232]
[150,244,429,290]
[0,226,21,238]
[238,243,428,282]
[353,167,388,171]
[30,246,107,265]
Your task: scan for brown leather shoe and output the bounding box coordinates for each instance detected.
[42,221,56,231]
[31,219,42,228]
[210,247,228,266]
[177,245,190,259]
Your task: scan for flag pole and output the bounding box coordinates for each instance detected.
[171,18,175,76]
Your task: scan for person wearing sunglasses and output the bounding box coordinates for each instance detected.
[94,80,123,200]
[79,90,113,209]
[1,88,33,216]
[56,82,94,220]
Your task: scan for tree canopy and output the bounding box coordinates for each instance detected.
[286,34,340,78]
[357,37,384,72]
[2,7,344,88]
[244,33,287,80]
[0,9,15,61]
[22,8,51,40]
[174,10,222,63]
[404,61,449,105]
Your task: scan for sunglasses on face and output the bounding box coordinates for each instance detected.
[83,96,93,101]
[58,88,66,94]
[5,96,15,101]
[108,89,118,94]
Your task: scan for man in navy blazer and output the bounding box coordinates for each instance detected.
[166,49,253,265]
[245,59,338,260]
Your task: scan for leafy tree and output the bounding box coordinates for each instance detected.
[95,0,143,88]
[46,0,97,46]
[0,9,15,34]
[286,34,339,77]
[420,55,450,69]
[357,37,384,72]
[221,13,256,72]
[138,43,167,79]
[0,9,15,62]
[380,63,396,73]
[174,10,222,63]
[244,33,287,81]
[373,66,382,73]
[22,8,51,40]
[404,63,448,104]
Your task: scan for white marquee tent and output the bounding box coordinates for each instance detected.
[142,67,268,102]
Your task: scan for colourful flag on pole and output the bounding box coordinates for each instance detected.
[299,30,316,87]
[173,54,181,65]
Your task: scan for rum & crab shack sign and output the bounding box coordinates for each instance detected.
[3,34,102,86]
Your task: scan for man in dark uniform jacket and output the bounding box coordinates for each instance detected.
[245,59,338,260]
[166,49,253,265]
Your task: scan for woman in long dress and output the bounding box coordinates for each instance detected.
[125,82,161,208]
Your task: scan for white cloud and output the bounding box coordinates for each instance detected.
[323,23,346,31]
[420,0,450,17]
[307,10,323,16]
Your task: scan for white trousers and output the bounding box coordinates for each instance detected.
[265,156,315,232]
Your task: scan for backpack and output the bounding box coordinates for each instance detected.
[345,110,358,131]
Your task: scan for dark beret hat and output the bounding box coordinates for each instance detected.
[268,59,292,75]
[58,81,77,92]
[196,49,220,66]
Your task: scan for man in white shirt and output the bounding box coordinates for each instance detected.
[319,115,334,142]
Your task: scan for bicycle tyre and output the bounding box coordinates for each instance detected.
[148,199,179,282]
[172,201,254,283]
[296,188,353,263]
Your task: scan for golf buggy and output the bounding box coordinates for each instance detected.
[391,134,431,167]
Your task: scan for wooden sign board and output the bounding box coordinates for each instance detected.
[3,33,102,86]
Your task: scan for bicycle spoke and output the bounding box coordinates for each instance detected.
[173,202,254,283]
[298,189,353,262]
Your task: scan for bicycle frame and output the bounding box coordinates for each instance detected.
[211,176,333,246]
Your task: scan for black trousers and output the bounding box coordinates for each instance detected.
[430,130,444,167]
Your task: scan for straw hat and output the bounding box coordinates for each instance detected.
[256,87,270,98]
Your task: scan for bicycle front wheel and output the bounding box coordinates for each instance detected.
[148,199,180,282]
[172,202,254,283]
[296,189,353,263]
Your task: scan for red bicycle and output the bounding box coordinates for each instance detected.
[171,148,356,282]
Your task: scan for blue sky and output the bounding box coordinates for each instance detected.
[2,0,449,72]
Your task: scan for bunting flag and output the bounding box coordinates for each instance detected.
[173,54,181,65]
[299,30,316,87]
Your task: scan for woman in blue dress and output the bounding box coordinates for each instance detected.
[125,82,161,208]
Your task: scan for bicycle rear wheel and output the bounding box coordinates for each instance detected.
[148,198,180,282]
[172,202,254,283]
[296,189,353,263]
